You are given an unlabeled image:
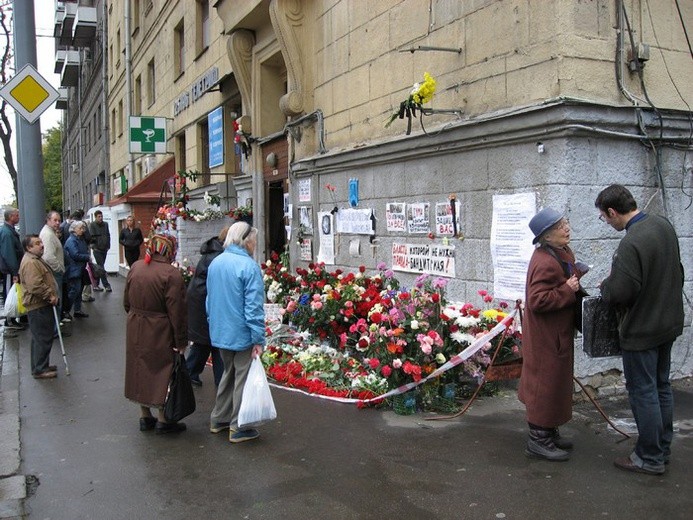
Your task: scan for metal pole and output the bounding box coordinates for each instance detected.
[12,0,46,236]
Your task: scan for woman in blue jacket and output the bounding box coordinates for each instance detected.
[207,221,266,443]
[64,221,91,318]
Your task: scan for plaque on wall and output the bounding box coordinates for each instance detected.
[582,296,621,358]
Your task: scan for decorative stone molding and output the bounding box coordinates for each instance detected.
[269,0,305,117]
[227,29,255,114]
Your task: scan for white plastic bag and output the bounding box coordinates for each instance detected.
[238,357,277,429]
[3,283,21,318]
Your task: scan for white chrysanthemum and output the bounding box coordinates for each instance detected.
[455,316,480,328]
[450,331,475,345]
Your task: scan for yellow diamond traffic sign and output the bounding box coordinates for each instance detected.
[0,64,59,124]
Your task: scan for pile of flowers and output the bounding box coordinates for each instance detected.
[172,259,195,285]
[261,260,521,401]
[228,204,253,221]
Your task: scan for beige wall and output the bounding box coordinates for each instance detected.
[107,0,236,192]
[216,0,692,156]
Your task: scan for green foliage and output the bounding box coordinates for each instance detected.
[42,125,63,212]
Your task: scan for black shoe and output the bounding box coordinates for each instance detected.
[155,421,187,434]
[92,286,104,292]
[104,286,112,292]
[525,428,570,462]
[74,311,89,318]
[139,417,157,431]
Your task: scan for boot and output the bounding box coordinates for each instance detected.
[526,428,570,461]
[551,428,573,450]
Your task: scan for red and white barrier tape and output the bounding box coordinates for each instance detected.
[268,308,518,405]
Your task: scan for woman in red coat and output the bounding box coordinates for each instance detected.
[519,208,585,461]
[124,234,188,434]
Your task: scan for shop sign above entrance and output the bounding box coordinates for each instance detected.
[0,64,60,124]
[129,116,167,154]
[173,66,219,117]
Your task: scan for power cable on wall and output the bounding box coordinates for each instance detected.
[644,0,693,208]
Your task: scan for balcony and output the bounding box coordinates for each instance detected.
[58,1,77,46]
[54,1,65,38]
[60,50,80,87]
[54,49,65,74]
[55,88,68,110]
[73,6,97,47]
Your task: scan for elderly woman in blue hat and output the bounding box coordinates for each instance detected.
[519,208,587,462]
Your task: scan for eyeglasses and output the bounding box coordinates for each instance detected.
[242,224,253,240]
[598,215,605,222]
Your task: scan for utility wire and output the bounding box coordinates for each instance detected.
[674,0,693,59]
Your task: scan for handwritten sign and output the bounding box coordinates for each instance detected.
[298,178,311,202]
[336,208,374,235]
[406,203,430,234]
[490,192,536,300]
[317,212,335,265]
[386,202,407,232]
[435,201,461,236]
[300,238,312,261]
[391,242,456,278]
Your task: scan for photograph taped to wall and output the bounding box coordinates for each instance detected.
[407,202,430,234]
[298,206,313,235]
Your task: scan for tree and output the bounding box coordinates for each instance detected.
[0,3,17,200]
[42,125,62,212]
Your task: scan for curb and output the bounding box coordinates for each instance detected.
[0,329,26,519]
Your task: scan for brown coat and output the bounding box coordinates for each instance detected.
[123,256,188,407]
[18,252,58,312]
[518,246,579,427]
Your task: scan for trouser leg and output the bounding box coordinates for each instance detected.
[93,250,110,287]
[211,347,224,387]
[186,343,211,379]
[28,306,55,374]
[229,348,253,429]
[210,349,236,425]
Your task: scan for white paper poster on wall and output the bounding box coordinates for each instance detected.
[298,206,313,235]
[336,208,374,235]
[391,242,456,278]
[490,192,537,301]
[435,201,461,236]
[317,212,335,265]
[299,238,312,261]
[298,178,311,202]
[385,202,407,232]
[407,203,430,234]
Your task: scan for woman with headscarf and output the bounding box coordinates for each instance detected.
[519,208,586,462]
[124,233,189,434]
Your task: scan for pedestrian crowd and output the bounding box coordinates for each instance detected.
[3,184,685,471]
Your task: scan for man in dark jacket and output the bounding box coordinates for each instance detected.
[118,216,144,267]
[1,207,25,335]
[88,210,111,291]
[596,184,684,476]
[185,229,228,387]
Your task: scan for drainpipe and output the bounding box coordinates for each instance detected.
[102,0,110,201]
[124,0,134,185]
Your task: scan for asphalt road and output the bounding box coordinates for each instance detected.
[15,275,693,519]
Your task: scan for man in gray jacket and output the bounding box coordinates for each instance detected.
[88,210,111,292]
[596,184,684,476]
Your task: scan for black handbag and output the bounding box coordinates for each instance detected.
[164,354,196,422]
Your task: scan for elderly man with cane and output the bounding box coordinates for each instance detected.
[18,235,61,379]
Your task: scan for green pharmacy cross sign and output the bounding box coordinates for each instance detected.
[129,116,167,154]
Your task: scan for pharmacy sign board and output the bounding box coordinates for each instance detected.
[0,64,60,124]
[129,116,167,154]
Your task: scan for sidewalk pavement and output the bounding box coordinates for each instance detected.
[2,275,693,519]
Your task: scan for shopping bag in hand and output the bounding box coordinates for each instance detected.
[164,354,196,422]
[3,283,25,318]
[237,357,277,429]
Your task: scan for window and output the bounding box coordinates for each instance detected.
[134,75,142,115]
[174,19,185,77]
[93,113,97,144]
[111,108,116,143]
[198,119,210,186]
[132,0,140,34]
[109,44,113,76]
[147,58,156,106]
[116,29,121,69]
[176,133,187,173]
[196,0,210,55]
[97,104,102,138]
[118,99,124,137]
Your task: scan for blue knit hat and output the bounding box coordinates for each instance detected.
[529,208,563,244]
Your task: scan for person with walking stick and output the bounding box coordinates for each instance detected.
[18,235,60,379]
